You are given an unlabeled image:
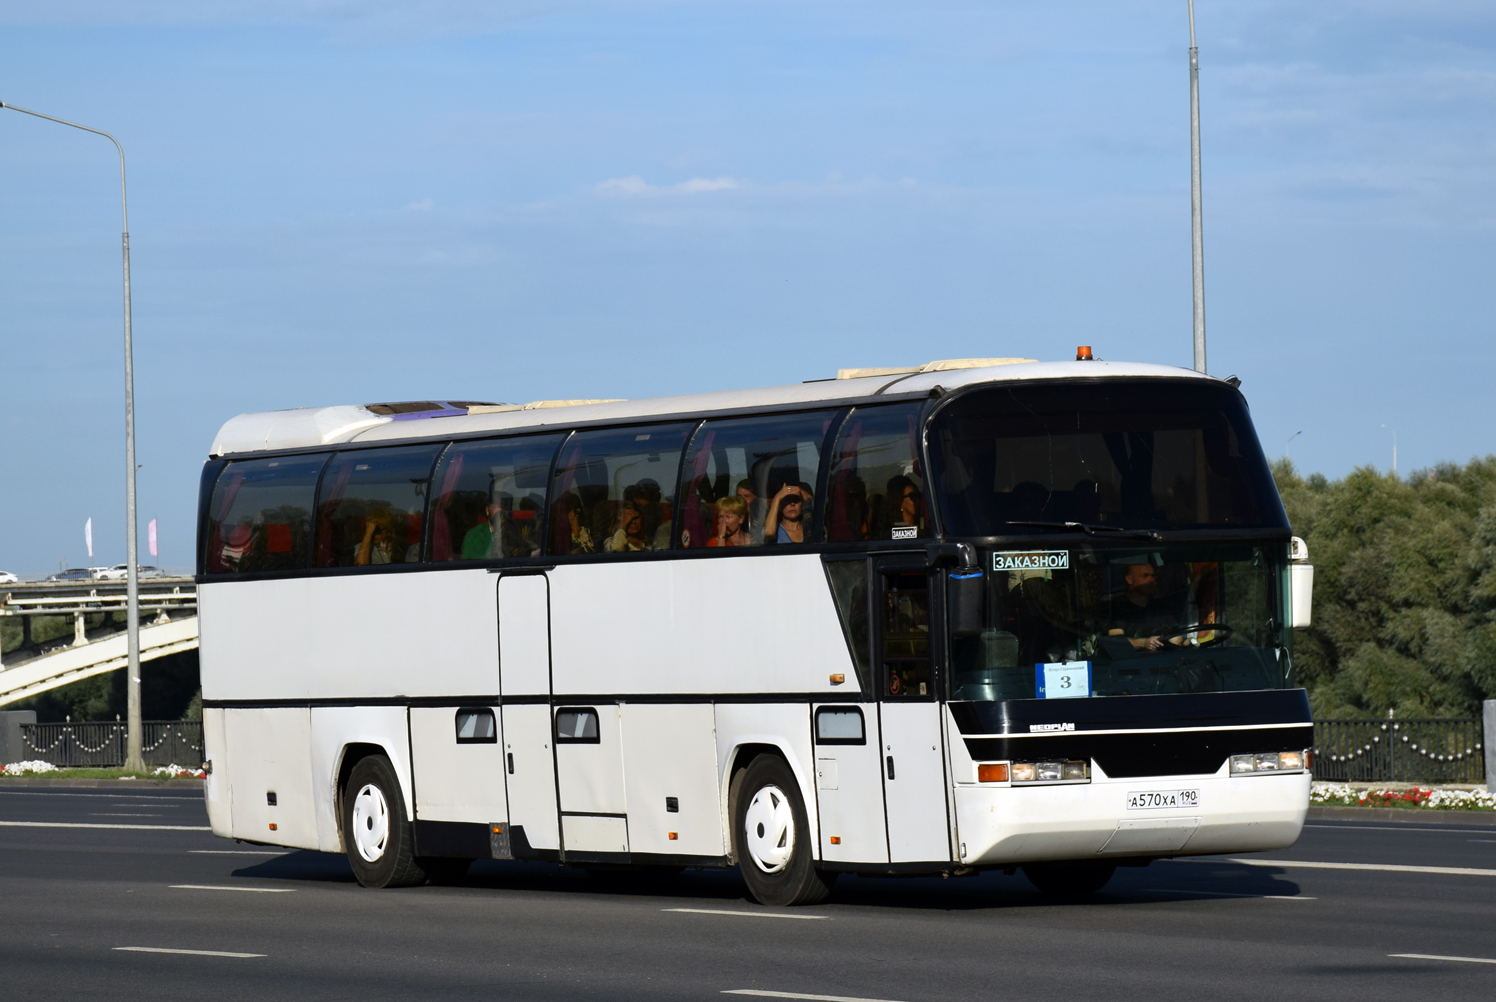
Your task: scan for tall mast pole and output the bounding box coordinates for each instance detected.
[1188,0,1207,374]
[0,101,143,771]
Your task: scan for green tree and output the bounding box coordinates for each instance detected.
[1273,456,1496,717]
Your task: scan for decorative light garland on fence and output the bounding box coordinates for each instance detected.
[1314,721,1482,765]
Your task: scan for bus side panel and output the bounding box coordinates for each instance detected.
[548,554,853,697]
[223,707,318,850]
[198,571,498,701]
[202,706,230,837]
[410,706,508,825]
[620,703,724,858]
[713,703,818,858]
[309,706,414,854]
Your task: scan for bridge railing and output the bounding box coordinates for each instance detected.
[1312,718,1485,784]
[18,720,203,768]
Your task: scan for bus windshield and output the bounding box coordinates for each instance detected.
[929,380,1286,535]
[952,540,1290,700]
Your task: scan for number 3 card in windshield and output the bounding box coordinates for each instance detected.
[1037,661,1092,699]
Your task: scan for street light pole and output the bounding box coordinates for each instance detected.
[1188,0,1207,374]
[0,100,144,772]
[1381,424,1398,478]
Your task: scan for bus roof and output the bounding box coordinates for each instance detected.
[208,358,1221,457]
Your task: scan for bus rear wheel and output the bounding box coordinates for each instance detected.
[733,755,835,907]
[343,754,428,888]
[1021,861,1116,898]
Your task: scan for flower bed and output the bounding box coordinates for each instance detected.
[1312,783,1496,811]
[1,760,58,776]
[2,761,205,780]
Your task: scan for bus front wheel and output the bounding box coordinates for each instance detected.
[342,754,428,888]
[733,755,835,907]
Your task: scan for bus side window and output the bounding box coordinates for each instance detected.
[313,444,444,568]
[204,453,327,575]
[428,434,564,562]
[824,402,927,543]
[547,424,693,556]
[677,410,835,549]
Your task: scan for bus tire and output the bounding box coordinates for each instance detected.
[343,754,427,889]
[733,754,835,907]
[1021,861,1116,898]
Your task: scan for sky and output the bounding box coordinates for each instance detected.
[1,1,1493,575]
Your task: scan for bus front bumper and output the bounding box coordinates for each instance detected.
[953,768,1310,866]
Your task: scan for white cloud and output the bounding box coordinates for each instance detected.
[596,175,741,197]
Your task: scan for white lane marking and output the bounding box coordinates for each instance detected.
[115,946,265,958]
[91,813,163,817]
[1468,840,1496,844]
[1390,953,1496,966]
[1142,888,1316,901]
[0,821,210,831]
[724,992,905,1002]
[1181,858,1496,877]
[0,791,195,800]
[666,908,828,921]
[1306,824,1496,835]
[190,850,288,856]
[170,885,294,893]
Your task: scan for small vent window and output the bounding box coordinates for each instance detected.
[454,708,497,743]
[555,708,600,744]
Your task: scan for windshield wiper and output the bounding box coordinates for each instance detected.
[1004,520,1163,541]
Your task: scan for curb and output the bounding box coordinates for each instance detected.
[0,777,203,789]
[1307,805,1496,826]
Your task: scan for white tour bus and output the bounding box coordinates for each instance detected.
[196,356,1315,904]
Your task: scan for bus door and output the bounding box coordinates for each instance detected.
[497,573,560,853]
[874,556,953,864]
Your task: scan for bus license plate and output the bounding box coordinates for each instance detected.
[1127,789,1200,810]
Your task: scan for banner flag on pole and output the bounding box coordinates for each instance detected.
[148,519,158,558]
[85,517,94,561]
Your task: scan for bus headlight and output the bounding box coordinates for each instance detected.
[1010,760,1089,784]
[1231,750,1309,775]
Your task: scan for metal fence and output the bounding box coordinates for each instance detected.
[1312,718,1485,784]
[19,720,203,769]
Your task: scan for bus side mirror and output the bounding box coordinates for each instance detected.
[949,571,985,639]
[1289,536,1313,630]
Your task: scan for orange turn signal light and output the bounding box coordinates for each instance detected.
[268,823,278,831]
[829,674,845,684]
[829,836,841,845]
[492,825,504,834]
[668,832,678,840]
[977,763,1009,783]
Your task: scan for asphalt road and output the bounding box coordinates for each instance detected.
[3,786,1495,1001]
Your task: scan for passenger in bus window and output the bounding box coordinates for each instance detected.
[765,483,810,544]
[634,478,672,549]
[604,498,654,552]
[736,479,766,541]
[708,495,753,547]
[870,475,924,539]
[504,496,544,558]
[355,509,396,565]
[461,501,499,560]
[560,494,596,554]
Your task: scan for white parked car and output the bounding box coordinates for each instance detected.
[97,564,166,581]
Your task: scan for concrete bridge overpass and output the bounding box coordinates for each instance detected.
[0,579,197,706]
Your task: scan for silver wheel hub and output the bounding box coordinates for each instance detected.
[351,782,390,863]
[743,783,795,874]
